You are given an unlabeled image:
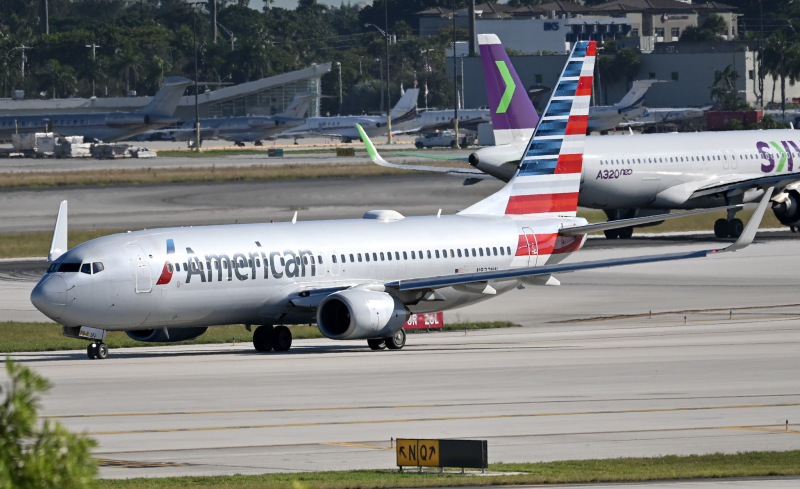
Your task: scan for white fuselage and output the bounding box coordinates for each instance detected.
[474,129,799,210]
[32,213,585,331]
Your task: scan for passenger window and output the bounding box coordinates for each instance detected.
[357,253,362,262]
[435,250,440,258]
[411,251,416,259]
[507,246,512,255]
[93,262,104,274]
[365,253,370,262]
[472,248,477,257]
[168,263,174,273]
[350,254,354,262]
[427,250,432,259]
[493,247,498,255]
[402,251,407,260]
[479,248,484,257]
[332,255,337,264]
[380,252,385,261]
[81,263,92,274]
[318,255,323,264]
[372,253,377,261]
[457,249,462,257]
[387,252,392,261]
[500,247,505,256]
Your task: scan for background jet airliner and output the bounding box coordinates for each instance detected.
[30,41,770,360]
[372,34,800,240]
[0,76,192,142]
[165,92,315,146]
[277,88,419,142]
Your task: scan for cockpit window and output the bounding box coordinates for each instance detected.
[79,262,105,275]
[47,263,59,273]
[58,262,81,273]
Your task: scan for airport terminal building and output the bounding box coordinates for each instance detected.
[0,63,332,123]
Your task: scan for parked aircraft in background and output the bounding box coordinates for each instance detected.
[373,34,800,240]
[0,76,192,142]
[30,41,769,360]
[587,80,656,132]
[277,89,420,142]
[394,107,491,134]
[166,92,315,146]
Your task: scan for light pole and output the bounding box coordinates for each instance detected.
[190,1,205,152]
[335,61,342,115]
[85,43,101,97]
[14,45,31,83]
[365,20,392,143]
[452,3,459,149]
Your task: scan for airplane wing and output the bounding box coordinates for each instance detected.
[689,172,800,199]
[385,187,773,293]
[393,152,470,162]
[357,124,489,179]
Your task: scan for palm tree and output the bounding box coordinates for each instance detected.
[114,42,144,95]
[42,59,77,98]
[761,31,800,115]
[143,54,172,95]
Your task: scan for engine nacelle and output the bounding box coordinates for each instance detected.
[317,289,408,340]
[772,189,800,227]
[125,327,208,343]
[468,145,522,182]
[105,112,150,128]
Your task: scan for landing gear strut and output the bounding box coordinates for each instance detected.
[253,325,293,352]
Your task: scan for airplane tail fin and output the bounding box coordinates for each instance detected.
[478,34,540,146]
[615,80,656,110]
[136,76,192,117]
[460,41,596,217]
[278,92,316,119]
[389,88,420,119]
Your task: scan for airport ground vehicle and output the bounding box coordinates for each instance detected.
[414,130,475,148]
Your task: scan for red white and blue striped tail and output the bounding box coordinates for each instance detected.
[460,40,596,217]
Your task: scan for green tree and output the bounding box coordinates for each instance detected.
[0,358,97,489]
[762,31,800,114]
[41,59,77,98]
[710,64,749,110]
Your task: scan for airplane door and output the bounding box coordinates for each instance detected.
[521,227,538,267]
[126,245,152,294]
[329,250,340,276]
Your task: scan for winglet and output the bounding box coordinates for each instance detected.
[48,200,68,262]
[716,186,774,253]
[357,123,392,168]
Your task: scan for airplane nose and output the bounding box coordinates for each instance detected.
[30,274,67,320]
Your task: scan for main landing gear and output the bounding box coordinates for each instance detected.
[87,342,108,360]
[253,325,293,352]
[714,208,744,239]
[367,329,407,351]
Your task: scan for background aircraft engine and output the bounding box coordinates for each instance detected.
[317,289,409,340]
[105,113,150,127]
[125,327,208,343]
[772,190,800,227]
[468,146,519,181]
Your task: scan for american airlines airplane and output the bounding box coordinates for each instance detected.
[277,88,420,142]
[0,76,192,142]
[165,92,315,146]
[30,41,772,360]
[372,34,800,240]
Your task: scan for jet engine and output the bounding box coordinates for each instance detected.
[105,113,150,127]
[468,145,522,182]
[772,189,800,227]
[317,289,408,340]
[125,327,208,343]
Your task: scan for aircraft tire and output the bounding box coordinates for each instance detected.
[272,326,292,352]
[729,218,744,238]
[87,343,97,359]
[384,329,406,350]
[96,343,109,360]
[253,325,274,352]
[617,226,634,239]
[603,229,619,239]
[367,339,387,350]
[415,142,424,149]
[714,219,730,238]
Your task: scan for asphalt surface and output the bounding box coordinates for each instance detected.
[1,147,798,484]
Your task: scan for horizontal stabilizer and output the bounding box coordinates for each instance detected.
[356,124,487,178]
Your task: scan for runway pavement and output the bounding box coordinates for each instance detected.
[1,159,798,482]
[3,239,799,480]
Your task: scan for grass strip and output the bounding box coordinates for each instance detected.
[0,209,784,260]
[0,164,412,188]
[93,451,800,488]
[0,321,517,353]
